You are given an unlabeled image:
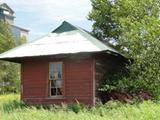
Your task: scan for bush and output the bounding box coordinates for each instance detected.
[67,103,85,113]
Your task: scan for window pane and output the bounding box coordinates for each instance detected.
[50,64,54,72]
[50,72,54,80]
[56,63,62,79]
[57,88,62,95]
[51,80,56,87]
[58,71,62,79]
[50,64,54,80]
[53,71,59,79]
[56,80,62,88]
[51,88,56,96]
[57,63,62,72]
[50,63,62,80]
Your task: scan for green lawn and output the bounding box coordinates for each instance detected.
[0,94,160,120]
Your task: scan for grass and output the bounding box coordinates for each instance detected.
[1,94,160,120]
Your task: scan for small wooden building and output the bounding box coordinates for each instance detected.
[0,21,126,105]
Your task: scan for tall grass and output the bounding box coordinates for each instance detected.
[1,94,160,120]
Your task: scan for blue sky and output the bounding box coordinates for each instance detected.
[1,0,93,41]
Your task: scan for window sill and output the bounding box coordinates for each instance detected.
[47,96,65,99]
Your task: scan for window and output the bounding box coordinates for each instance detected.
[49,62,63,97]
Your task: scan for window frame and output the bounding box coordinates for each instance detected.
[49,62,63,98]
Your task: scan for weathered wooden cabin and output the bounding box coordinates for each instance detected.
[0,21,126,105]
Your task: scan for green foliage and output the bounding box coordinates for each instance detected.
[67,103,85,113]
[2,100,25,113]
[0,21,15,52]
[89,0,160,98]
[1,94,160,120]
[0,61,20,93]
[0,21,26,94]
[98,72,126,92]
[88,0,120,41]
[14,36,27,46]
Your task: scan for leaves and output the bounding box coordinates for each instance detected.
[89,0,160,98]
[0,21,25,94]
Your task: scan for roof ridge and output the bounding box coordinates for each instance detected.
[52,21,78,33]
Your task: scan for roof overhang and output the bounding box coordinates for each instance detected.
[0,50,125,63]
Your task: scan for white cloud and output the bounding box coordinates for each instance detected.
[1,0,93,41]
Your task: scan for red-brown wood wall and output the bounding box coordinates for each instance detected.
[21,58,95,105]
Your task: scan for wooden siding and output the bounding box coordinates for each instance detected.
[21,58,94,105]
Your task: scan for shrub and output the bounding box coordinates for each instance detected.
[67,103,85,113]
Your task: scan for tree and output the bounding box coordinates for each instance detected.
[0,21,25,93]
[0,21,15,52]
[14,36,27,46]
[88,0,120,42]
[89,0,160,98]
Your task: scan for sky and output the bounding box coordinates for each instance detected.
[1,0,93,41]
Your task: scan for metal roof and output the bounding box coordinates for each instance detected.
[0,21,121,60]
